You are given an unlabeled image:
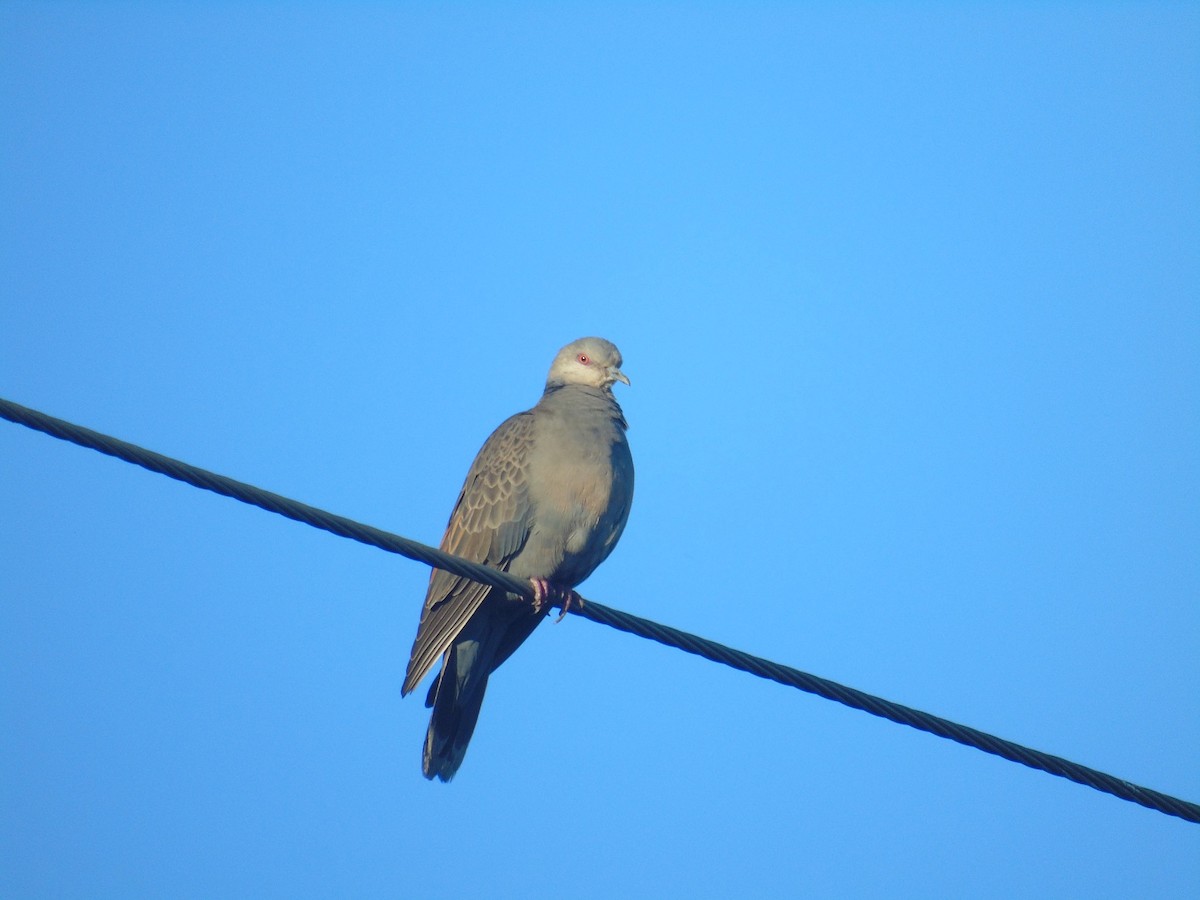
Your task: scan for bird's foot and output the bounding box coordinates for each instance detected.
[529,577,586,623]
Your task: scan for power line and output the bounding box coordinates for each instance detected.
[2,395,1197,825]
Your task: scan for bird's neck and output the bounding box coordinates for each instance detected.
[538,383,628,431]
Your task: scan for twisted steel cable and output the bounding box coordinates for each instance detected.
[3,395,1197,824]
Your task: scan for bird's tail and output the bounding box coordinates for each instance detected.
[422,647,489,782]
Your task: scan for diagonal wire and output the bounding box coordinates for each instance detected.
[2,395,1197,825]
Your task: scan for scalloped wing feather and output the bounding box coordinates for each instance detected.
[401,410,535,695]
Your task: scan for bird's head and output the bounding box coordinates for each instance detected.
[545,337,630,392]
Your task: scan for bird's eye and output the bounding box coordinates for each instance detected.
[577,353,590,365]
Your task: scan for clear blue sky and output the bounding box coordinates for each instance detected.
[2,4,1197,897]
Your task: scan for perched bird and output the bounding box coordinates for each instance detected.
[403,337,634,781]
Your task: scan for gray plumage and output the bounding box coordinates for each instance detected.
[403,337,634,781]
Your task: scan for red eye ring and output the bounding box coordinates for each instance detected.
[577,353,590,365]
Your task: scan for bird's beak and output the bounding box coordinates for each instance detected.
[611,367,630,387]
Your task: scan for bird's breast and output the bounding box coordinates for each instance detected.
[517,411,631,586]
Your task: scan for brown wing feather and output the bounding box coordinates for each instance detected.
[401,410,536,695]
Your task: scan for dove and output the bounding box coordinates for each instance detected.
[403,337,634,781]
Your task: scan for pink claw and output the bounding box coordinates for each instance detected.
[528,577,585,622]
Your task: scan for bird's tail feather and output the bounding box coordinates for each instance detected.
[422,650,489,782]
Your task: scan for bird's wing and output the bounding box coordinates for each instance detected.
[402,410,536,695]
